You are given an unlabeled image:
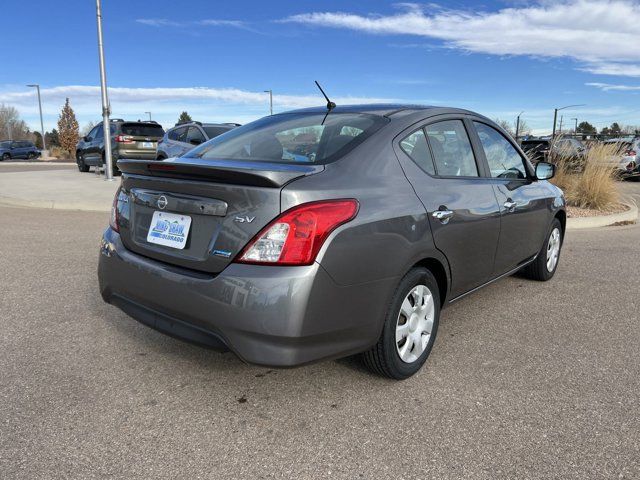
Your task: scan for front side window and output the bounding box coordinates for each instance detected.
[169,127,188,142]
[474,122,527,179]
[400,129,435,175]
[94,124,104,140]
[425,120,478,177]
[186,113,388,164]
[203,126,232,139]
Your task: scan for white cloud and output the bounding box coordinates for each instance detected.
[586,82,640,91]
[136,18,250,30]
[580,62,640,77]
[283,1,640,74]
[0,85,396,131]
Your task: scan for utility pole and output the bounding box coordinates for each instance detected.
[515,111,524,142]
[571,118,578,136]
[558,115,563,134]
[26,84,46,152]
[145,111,152,121]
[96,0,114,181]
[264,89,273,115]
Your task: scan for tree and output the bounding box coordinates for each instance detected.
[57,98,79,157]
[33,131,43,149]
[494,118,514,137]
[178,111,192,124]
[577,121,596,135]
[45,128,60,147]
[610,122,621,135]
[0,104,32,141]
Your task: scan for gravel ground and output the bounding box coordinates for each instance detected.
[1,201,639,479]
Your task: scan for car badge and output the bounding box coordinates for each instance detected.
[157,195,168,210]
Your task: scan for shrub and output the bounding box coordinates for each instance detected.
[49,145,74,160]
[551,142,620,210]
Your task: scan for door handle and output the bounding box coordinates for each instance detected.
[432,209,454,224]
[504,200,517,212]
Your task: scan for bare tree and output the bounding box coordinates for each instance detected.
[0,104,33,141]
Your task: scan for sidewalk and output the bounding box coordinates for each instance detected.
[0,167,118,212]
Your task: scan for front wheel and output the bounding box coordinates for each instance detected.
[1,153,10,161]
[77,153,90,172]
[362,267,440,380]
[521,218,563,281]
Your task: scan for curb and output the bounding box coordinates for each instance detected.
[567,198,638,230]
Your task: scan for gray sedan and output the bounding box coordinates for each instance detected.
[98,104,565,379]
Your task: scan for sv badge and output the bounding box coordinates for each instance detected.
[235,215,256,223]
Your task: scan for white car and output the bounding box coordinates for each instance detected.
[603,138,640,179]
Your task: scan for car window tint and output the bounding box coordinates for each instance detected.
[203,126,231,139]
[474,122,527,179]
[120,123,164,137]
[169,127,188,142]
[188,113,387,164]
[400,129,435,175]
[186,127,206,144]
[94,124,104,140]
[425,120,478,177]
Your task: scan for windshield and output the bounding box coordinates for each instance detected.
[186,113,388,164]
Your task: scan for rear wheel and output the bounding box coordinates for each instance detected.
[362,267,440,380]
[77,152,89,172]
[27,152,35,159]
[521,218,563,281]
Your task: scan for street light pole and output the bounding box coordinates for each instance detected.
[264,90,273,115]
[95,0,114,181]
[571,117,578,136]
[26,84,46,152]
[552,104,585,138]
[145,111,152,121]
[515,111,524,141]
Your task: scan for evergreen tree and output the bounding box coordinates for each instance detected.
[57,98,79,156]
[178,111,192,123]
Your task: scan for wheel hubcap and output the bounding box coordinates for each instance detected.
[546,227,561,272]
[396,284,435,364]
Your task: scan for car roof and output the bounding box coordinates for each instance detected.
[284,103,446,117]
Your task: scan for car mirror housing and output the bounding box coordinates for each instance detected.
[536,161,555,180]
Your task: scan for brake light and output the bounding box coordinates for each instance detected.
[115,135,134,143]
[625,150,636,157]
[236,199,359,266]
[110,187,121,232]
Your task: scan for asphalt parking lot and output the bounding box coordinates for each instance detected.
[1,179,639,479]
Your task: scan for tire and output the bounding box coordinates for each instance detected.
[27,152,35,160]
[1,153,10,161]
[521,218,563,281]
[77,152,89,172]
[362,267,441,380]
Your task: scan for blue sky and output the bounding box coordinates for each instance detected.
[2,0,640,134]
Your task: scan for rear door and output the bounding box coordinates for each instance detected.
[168,126,189,157]
[470,120,551,275]
[185,126,206,149]
[395,117,501,298]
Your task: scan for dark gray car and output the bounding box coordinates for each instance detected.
[156,121,239,159]
[98,105,565,379]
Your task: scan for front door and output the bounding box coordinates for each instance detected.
[396,118,501,298]
[470,121,551,275]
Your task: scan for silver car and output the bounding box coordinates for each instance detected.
[99,104,565,379]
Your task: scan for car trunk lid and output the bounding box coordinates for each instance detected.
[115,158,323,273]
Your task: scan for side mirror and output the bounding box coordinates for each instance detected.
[536,161,555,180]
[189,138,202,146]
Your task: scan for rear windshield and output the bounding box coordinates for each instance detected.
[203,126,233,139]
[186,113,388,164]
[120,123,165,137]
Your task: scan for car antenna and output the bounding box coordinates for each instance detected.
[315,80,336,125]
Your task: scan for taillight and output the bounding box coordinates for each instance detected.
[625,150,636,157]
[110,187,121,232]
[236,199,359,266]
[115,135,134,143]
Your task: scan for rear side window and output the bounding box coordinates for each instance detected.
[400,129,435,175]
[203,126,232,139]
[186,126,206,144]
[186,113,388,164]
[120,123,164,137]
[425,120,478,177]
[168,127,188,142]
[474,122,527,179]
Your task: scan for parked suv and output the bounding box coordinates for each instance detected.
[0,140,41,160]
[156,121,239,159]
[99,105,565,379]
[76,120,165,173]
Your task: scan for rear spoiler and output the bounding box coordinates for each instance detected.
[117,158,324,188]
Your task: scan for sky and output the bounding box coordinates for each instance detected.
[2,0,640,135]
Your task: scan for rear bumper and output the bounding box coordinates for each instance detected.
[115,150,157,160]
[98,228,393,367]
